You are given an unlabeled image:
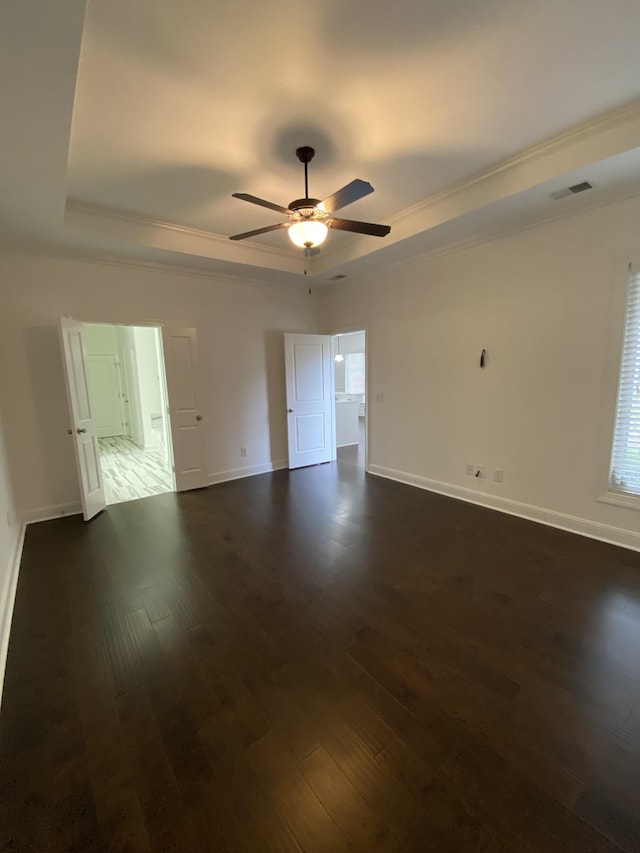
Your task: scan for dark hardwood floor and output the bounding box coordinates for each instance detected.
[2,462,640,852]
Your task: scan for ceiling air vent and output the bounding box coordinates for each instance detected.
[569,181,593,194]
[550,181,593,201]
[329,274,347,281]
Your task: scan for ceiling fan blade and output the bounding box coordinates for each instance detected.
[229,222,289,241]
[232,193,290,215]
[318,179,374,214]
[329,218,391,237]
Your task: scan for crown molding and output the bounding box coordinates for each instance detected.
[65,99,640,283]
[388,98,640,228]
[316,97,640,275]
[0,246,313,295]
[65,198,297,261]
[388,177,640,273]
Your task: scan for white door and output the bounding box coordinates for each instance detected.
[284,333,333,469]
[162,327,208,491]
[154,329,173,466]
[59,318,106,521]
[86,354,127,437]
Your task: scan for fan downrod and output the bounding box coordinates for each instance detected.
[296,146,315,165]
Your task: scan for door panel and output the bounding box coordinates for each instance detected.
[162,328,208,491]
[59,318,106,521]
[296,414,325,451]
[285,334,332,469]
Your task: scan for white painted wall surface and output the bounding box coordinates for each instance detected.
[83,323,119,354]
[316,193,640,550]
[0,253,315,517]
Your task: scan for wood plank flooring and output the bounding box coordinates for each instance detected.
[2,462,640,851]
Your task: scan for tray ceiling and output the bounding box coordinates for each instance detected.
[2,0,640,286]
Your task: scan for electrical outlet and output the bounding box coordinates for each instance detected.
[494,468,504,483]
[240,447,247,458]
[375,392,384,403]
[466,464,474,476]
[473,465,484,479]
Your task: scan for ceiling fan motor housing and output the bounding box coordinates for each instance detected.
[288,198,322,217]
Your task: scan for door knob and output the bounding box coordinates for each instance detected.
[76,427,87,434]
[287,408,294,413]
[196,414,203,421]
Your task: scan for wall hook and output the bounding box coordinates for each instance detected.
[480,349,486,368]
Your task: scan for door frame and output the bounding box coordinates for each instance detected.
[330,326,369,472]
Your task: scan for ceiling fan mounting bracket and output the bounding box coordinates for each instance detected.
[295,146,315,165]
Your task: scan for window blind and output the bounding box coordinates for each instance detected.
[610,269,640,496]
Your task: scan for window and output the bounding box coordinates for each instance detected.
[610,268,640,497]
[345,352,365,395]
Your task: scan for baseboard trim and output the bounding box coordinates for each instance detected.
[209,460,288,486]
[368,464,640,553]
[21,502,83,525]
[0,522,26,710]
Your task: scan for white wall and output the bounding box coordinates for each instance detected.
[0,252,315,517]
[83,323,119,354]
[316,193,640,550]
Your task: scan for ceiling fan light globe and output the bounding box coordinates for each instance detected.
[288,220,328,249]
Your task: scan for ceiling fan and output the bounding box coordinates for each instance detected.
[229,146,391,252]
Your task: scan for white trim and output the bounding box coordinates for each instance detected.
[20,502,82,525]
[0,522,26,710]
[208,460,287,486]
[65,199,295,261]
[387,99,640,230]
[0,247,309,295]
[392,179,640,273]
[369,464,640,553]
[597,491,640,511]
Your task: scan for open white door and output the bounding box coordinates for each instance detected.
[162,327,208,491]
[59,318,106,521]
[284,333,333,469]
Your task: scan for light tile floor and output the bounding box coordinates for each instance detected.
[98,435,174,505]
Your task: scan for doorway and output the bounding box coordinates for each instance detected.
[83,323,175,505]
[333,330,366,469]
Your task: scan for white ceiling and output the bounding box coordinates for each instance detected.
[3,0,640,287]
